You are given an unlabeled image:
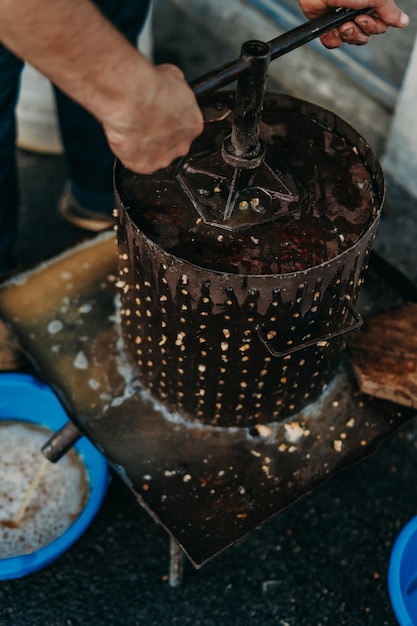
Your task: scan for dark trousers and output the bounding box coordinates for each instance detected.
[0,0,151,274]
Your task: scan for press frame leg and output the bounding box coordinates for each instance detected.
[169,537,185,587]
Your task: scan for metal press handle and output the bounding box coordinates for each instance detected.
[256,297,363,358]
[190,7,369,98]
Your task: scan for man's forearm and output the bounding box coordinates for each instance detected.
[0,0,154,126]
[0,0,204,173]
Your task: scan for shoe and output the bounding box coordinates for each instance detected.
[58,184,115,232]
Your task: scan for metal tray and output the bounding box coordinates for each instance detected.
[0,232,415,566]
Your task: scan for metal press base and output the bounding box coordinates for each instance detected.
[0,232,415,576]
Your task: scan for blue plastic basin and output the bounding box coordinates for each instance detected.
[0,372,108,579]
[389,515,417,626]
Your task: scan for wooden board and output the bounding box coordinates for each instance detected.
[349,302,417,408]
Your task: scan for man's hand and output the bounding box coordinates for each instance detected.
[299,0,409,47]
[103,63,204,174]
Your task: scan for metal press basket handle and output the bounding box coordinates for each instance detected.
[256,297,363,358]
